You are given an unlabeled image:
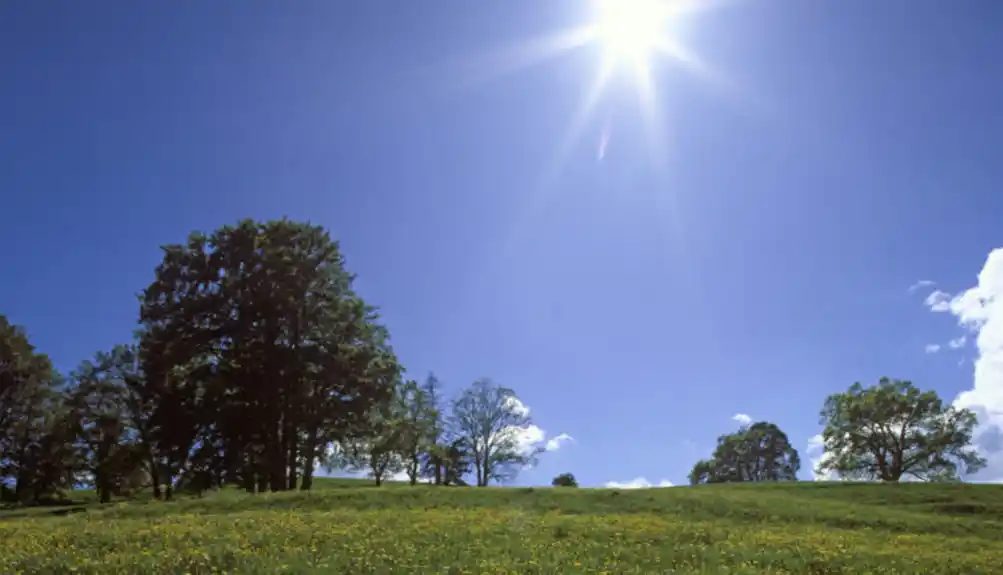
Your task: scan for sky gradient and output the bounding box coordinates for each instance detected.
[3,0,1003,487]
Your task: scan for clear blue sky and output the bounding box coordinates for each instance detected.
[4,0,1003,487]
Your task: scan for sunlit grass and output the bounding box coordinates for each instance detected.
[3,480,1003,573]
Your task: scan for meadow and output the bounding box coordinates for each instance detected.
[2,479,1002,574]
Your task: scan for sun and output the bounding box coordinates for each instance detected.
[593,0,675,69]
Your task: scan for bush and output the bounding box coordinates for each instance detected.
[552,473,578,488]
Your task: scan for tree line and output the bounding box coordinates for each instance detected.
[688,377,987,485]
[0,219,541,505]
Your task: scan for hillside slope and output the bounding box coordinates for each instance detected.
[2,480,1002,574]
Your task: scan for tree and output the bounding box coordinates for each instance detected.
[418,373,448,485]
[552,472,578,487]
[816,378,986,482]
[689,421,800,485]
[329,402,405,487]
[137,219,398,496]
[64,345,155,503]
[0,315,71,504]
[439,437,472,486]
[395,378,435,485]
[451,379,540,487]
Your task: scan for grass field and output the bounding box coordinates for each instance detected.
[2,478,1002,574]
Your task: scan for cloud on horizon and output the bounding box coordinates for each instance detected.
[603,477,674,489]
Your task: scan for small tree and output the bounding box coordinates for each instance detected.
[451,379,541,486]
[816,378,986,482]
[418,373,447,485]
[552,472,578,487]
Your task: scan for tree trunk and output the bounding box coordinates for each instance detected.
[286,420,298,490]
[257,469,269,493]
[268,419,285,492]
[150,458,162,500]
[300,427,317,491]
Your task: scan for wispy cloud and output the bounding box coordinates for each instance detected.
[924,290,953,312]
[544,433,574,452]
[949,336,967,349]
[603,477,674,489]
[908,279,936,293]
[924,343,941,354]
[597,129,609,161]
[732,413,752,425]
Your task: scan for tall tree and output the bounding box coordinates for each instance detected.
[418,373,448,485]
[138,218,398,495]
[451,379,539,487]
[689,421,800,485]
[816,378,986,482]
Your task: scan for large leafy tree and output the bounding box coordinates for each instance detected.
[138,218,398,496]
[689,421,800,485]
[816,377,986,482]
[451,378,539,487]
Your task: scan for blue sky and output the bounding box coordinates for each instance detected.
[3,0,1003,487]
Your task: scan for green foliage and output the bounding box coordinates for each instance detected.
[0,315,69,504]
[817,377,986,482]
[136,218,400,496]
[552,472,578,487]
[689,421,800,485]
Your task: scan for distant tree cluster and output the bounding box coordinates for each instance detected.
[689,378,987,485]
[0,219,543,506]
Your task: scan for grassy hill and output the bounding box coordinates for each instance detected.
[2,478,1003,574]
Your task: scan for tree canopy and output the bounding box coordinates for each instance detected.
[816,378,986,482]
[689,421,800,485]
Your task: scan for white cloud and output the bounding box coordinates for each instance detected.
[603,477,674,489]
[504,396,531,417]
[909,279,936,293]
[921,249,1003,482]
[496,396,572,457]
[925,290,953,312]
[805,434,840,481]
[732,413,752,425]
[544,433,574,451]
[925,343,941,354]
[949,336,967,349]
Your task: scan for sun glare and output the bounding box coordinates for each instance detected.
[594,0,673,68]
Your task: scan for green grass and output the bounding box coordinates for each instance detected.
[2,479,1003,573]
